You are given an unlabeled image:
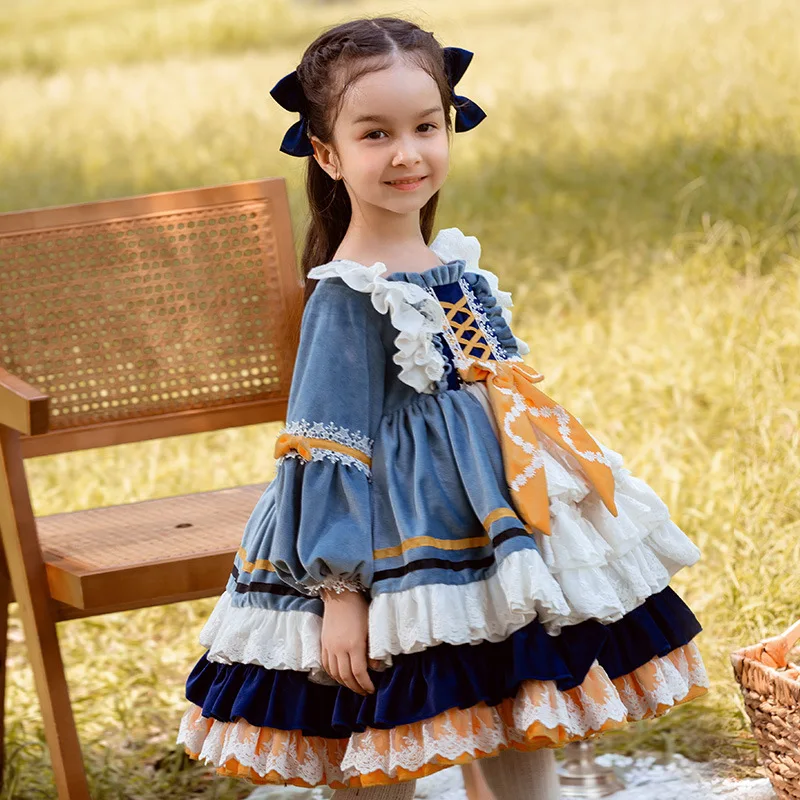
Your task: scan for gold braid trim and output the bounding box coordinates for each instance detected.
[273,432,372,467]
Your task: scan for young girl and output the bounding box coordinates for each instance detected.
[176,16,709,799]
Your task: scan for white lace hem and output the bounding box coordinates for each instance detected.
[176,642,708,785]
[369,547,569,660]
[177,708,348,786]
[429,227,531,356]
[198,592,331,683]
[307,259,447,394]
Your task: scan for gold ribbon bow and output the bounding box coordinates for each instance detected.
[458,359,618,536]
[273,432,373,468]
[274,432,313,461]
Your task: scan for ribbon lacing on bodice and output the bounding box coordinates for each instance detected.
[302,229,619,535]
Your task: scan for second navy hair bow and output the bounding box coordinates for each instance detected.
[442,47,487,133]
[269,46,487,157]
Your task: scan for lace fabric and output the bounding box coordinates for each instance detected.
[459,276,511,361]
[176,641,708,789]
[276,449,372,477]
[368,546,569,662]
[283,418,374,456]
[306,575,369,596]
[307,259,447,394]
[429,228,531,356]
[199,591,333,683]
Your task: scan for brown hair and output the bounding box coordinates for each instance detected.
[292,17,455,301]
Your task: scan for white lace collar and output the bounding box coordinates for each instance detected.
[307,257,448,394]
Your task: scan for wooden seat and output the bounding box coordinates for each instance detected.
[38,482,269,617]
[0,177,304,798]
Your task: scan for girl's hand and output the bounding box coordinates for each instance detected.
[320,588,378,695]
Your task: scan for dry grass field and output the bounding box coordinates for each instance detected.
[1,0,799,795]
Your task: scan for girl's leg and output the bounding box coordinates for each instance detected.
[330,779,417,799]
[477,747,560,800]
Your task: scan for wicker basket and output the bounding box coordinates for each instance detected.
[731,620,800,799]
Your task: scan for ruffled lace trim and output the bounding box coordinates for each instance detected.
[307,260,447,394]
[176,641,708,789]
[276,450,371,477]
[283,419,373,456]
[368,398,701,654]
[369,546,570,661]
[429,227,531,356]
[198,592,333,684]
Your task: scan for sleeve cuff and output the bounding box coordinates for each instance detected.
[307,575,369,596]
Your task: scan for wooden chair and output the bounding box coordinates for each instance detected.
[0,178,304,799]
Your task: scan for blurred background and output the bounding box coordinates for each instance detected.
[1,0,799,797]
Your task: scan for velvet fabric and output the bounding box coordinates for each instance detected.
[186,586,701,738]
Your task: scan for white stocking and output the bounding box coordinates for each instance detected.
[478,747,560,800]
[330,779,417,799]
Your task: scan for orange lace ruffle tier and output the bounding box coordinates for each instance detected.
[178,640,708,789]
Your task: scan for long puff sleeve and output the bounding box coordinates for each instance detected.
[261,278,386,596]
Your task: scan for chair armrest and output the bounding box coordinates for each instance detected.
[0,367,49,435]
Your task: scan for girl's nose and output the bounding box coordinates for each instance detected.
[392,143,422,166]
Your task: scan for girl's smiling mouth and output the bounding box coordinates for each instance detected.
[384,175,427,190]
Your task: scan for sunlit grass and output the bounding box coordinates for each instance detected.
[2,0,799,795]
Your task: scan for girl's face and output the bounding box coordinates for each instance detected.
[312,56,450,217]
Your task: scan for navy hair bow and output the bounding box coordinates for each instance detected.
[442,47,487,133]
[269,46,487,157]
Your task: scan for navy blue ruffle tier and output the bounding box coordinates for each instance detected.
[185,586,701,738]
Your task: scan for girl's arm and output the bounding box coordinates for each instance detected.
[268,279,385,595]
[266,278,386,693]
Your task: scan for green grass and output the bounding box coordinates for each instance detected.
[2,0,799,795]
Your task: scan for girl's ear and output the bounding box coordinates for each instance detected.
[310,135,341,181]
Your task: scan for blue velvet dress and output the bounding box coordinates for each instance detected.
[176,227,708,789]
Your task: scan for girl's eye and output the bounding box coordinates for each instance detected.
[363,123,437,141]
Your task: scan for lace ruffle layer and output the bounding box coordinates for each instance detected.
[188,585,701,736]
[371,546,569,660]
[199,593,322,673]
[177,641,708,789]
[368,430,701,656]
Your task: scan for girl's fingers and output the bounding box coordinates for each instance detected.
[350,649,376,694]
[336,653,366,695]
[322,647,336,683]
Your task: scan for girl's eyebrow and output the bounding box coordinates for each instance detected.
[351,106,443,125]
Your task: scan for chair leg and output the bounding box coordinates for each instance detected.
[0,547,9,792]
[0,427,91,799]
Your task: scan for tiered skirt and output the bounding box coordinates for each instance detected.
[177,390,709,788]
